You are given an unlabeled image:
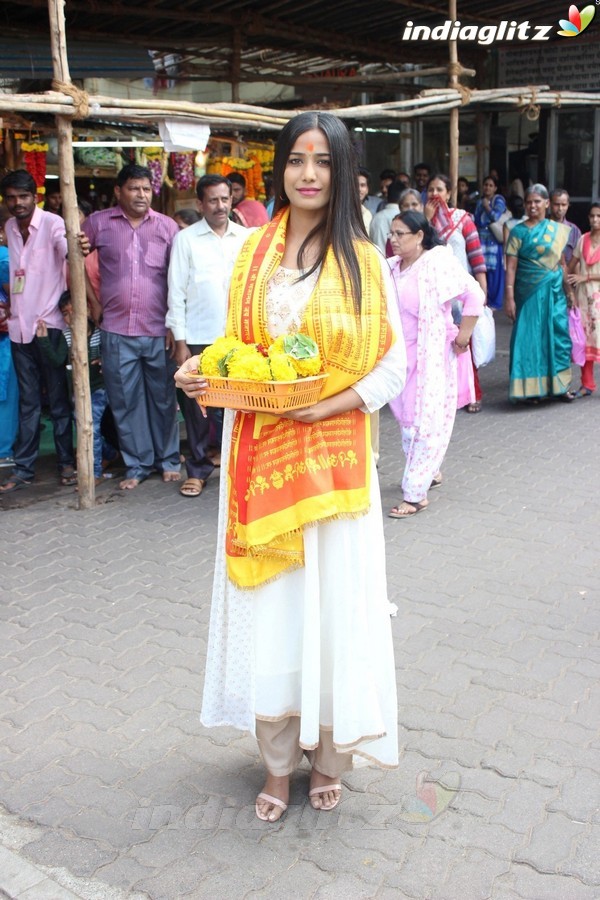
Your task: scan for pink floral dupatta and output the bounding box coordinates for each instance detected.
[409,246,481,439]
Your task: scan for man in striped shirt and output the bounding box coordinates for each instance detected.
[82,164,181,490]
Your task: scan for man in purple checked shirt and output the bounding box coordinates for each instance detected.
[82,164,181,490]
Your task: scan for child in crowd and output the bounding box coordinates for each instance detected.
[36,291,118,484]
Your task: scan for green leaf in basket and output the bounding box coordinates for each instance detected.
[283,334,319,359]
[218,349,237,377]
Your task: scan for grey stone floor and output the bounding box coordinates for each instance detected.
[1,316,598,899]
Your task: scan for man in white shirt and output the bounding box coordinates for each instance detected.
[167,175,250,497]
[369,180,403,254]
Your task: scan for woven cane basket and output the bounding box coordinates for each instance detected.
[192,373,328,413]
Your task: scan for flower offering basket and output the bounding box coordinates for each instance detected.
[191,373,328,413]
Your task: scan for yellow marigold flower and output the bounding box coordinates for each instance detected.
[199,336,243,376]
[227,347,272,381]
[267,336,286,357]
[291,355,322,377]
[269,353,298,382]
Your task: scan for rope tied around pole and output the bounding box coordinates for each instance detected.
[446,62,472,106]
[52,79,90,119]
[518,87,541,121]
[447,61,467,80]
[455,84,472,106]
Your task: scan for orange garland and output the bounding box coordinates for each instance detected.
[207,154,266,201]
[22,141,49,205]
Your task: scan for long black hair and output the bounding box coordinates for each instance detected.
[393,211,445,250]
[272,111,366,312]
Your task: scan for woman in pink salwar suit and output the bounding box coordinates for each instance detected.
[387,212,484,518]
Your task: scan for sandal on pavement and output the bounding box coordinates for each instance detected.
[309,783,342,812]
[388,500,428,519]
[466,401,481,413]
[0,476,32,494]
[255,792,288,822]
[430,473,442,489]
[560,391,576,403]
[179,477,205,498]
[573,388,592,399]
[59,467,77,487]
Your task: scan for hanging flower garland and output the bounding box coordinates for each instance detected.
[140,147,167,196]
[22,141,49,205]
[171,152,195,191]
[206,154,266,201]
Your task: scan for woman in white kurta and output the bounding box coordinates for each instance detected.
[176,112,406,823]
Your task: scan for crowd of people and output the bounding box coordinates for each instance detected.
[1,152,599,498]
[1,114,599,824]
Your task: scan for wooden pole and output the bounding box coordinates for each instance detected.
[448,0,459,206]
[47,0,95,509]
[231,29,241,103]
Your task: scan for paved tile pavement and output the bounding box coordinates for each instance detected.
[1,316,599,899]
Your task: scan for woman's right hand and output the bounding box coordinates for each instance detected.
[504,296,516,322]
[424,200,436,222]
[174,355,205,398]
[567,273,587,286]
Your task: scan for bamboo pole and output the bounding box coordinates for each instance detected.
[48,0,95,509]
[448,0,459,205]
[0,85,599,134]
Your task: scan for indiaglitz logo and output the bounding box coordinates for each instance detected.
[401,19,555,44]
[402,6,597,44]
[557,4,596,36]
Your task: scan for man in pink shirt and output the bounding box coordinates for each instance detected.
[82,164,181,490]
[229,173,269,228]
[0,169,75,493]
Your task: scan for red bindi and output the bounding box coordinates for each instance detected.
[306,142,314,152]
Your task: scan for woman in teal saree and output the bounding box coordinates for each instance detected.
[504,184,574,402]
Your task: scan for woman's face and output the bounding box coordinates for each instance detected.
[283,128,331,214]
[457,179,469,195]
[427,178,449,203]
[589,206,600,232]
[400,194,422,213]
[525,192,549,220]
[482,179,497,198]
[389,222,423,258]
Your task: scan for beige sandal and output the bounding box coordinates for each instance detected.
[309,783,342,811]
[255,792,288,822]
[179,477,205,497]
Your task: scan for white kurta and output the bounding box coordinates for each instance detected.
[200,256,406,768]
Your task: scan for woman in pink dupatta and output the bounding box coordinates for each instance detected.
[567,201,600,397]
[387,212,484,518]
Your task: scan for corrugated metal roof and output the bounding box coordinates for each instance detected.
[0,0,580,90]
[0,39,155,79]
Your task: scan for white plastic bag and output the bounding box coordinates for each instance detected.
[471,306,496,368]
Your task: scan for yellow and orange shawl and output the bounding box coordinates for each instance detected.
[225,207,394,588]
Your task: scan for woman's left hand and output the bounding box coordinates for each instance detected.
[452,339,470,355]
[282,402,327,423]
[567,273,587,286]
[282,387,363,423]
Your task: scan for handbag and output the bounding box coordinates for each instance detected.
[471,306,496,368]
[568,307,586,366]
[489,210,510,243]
